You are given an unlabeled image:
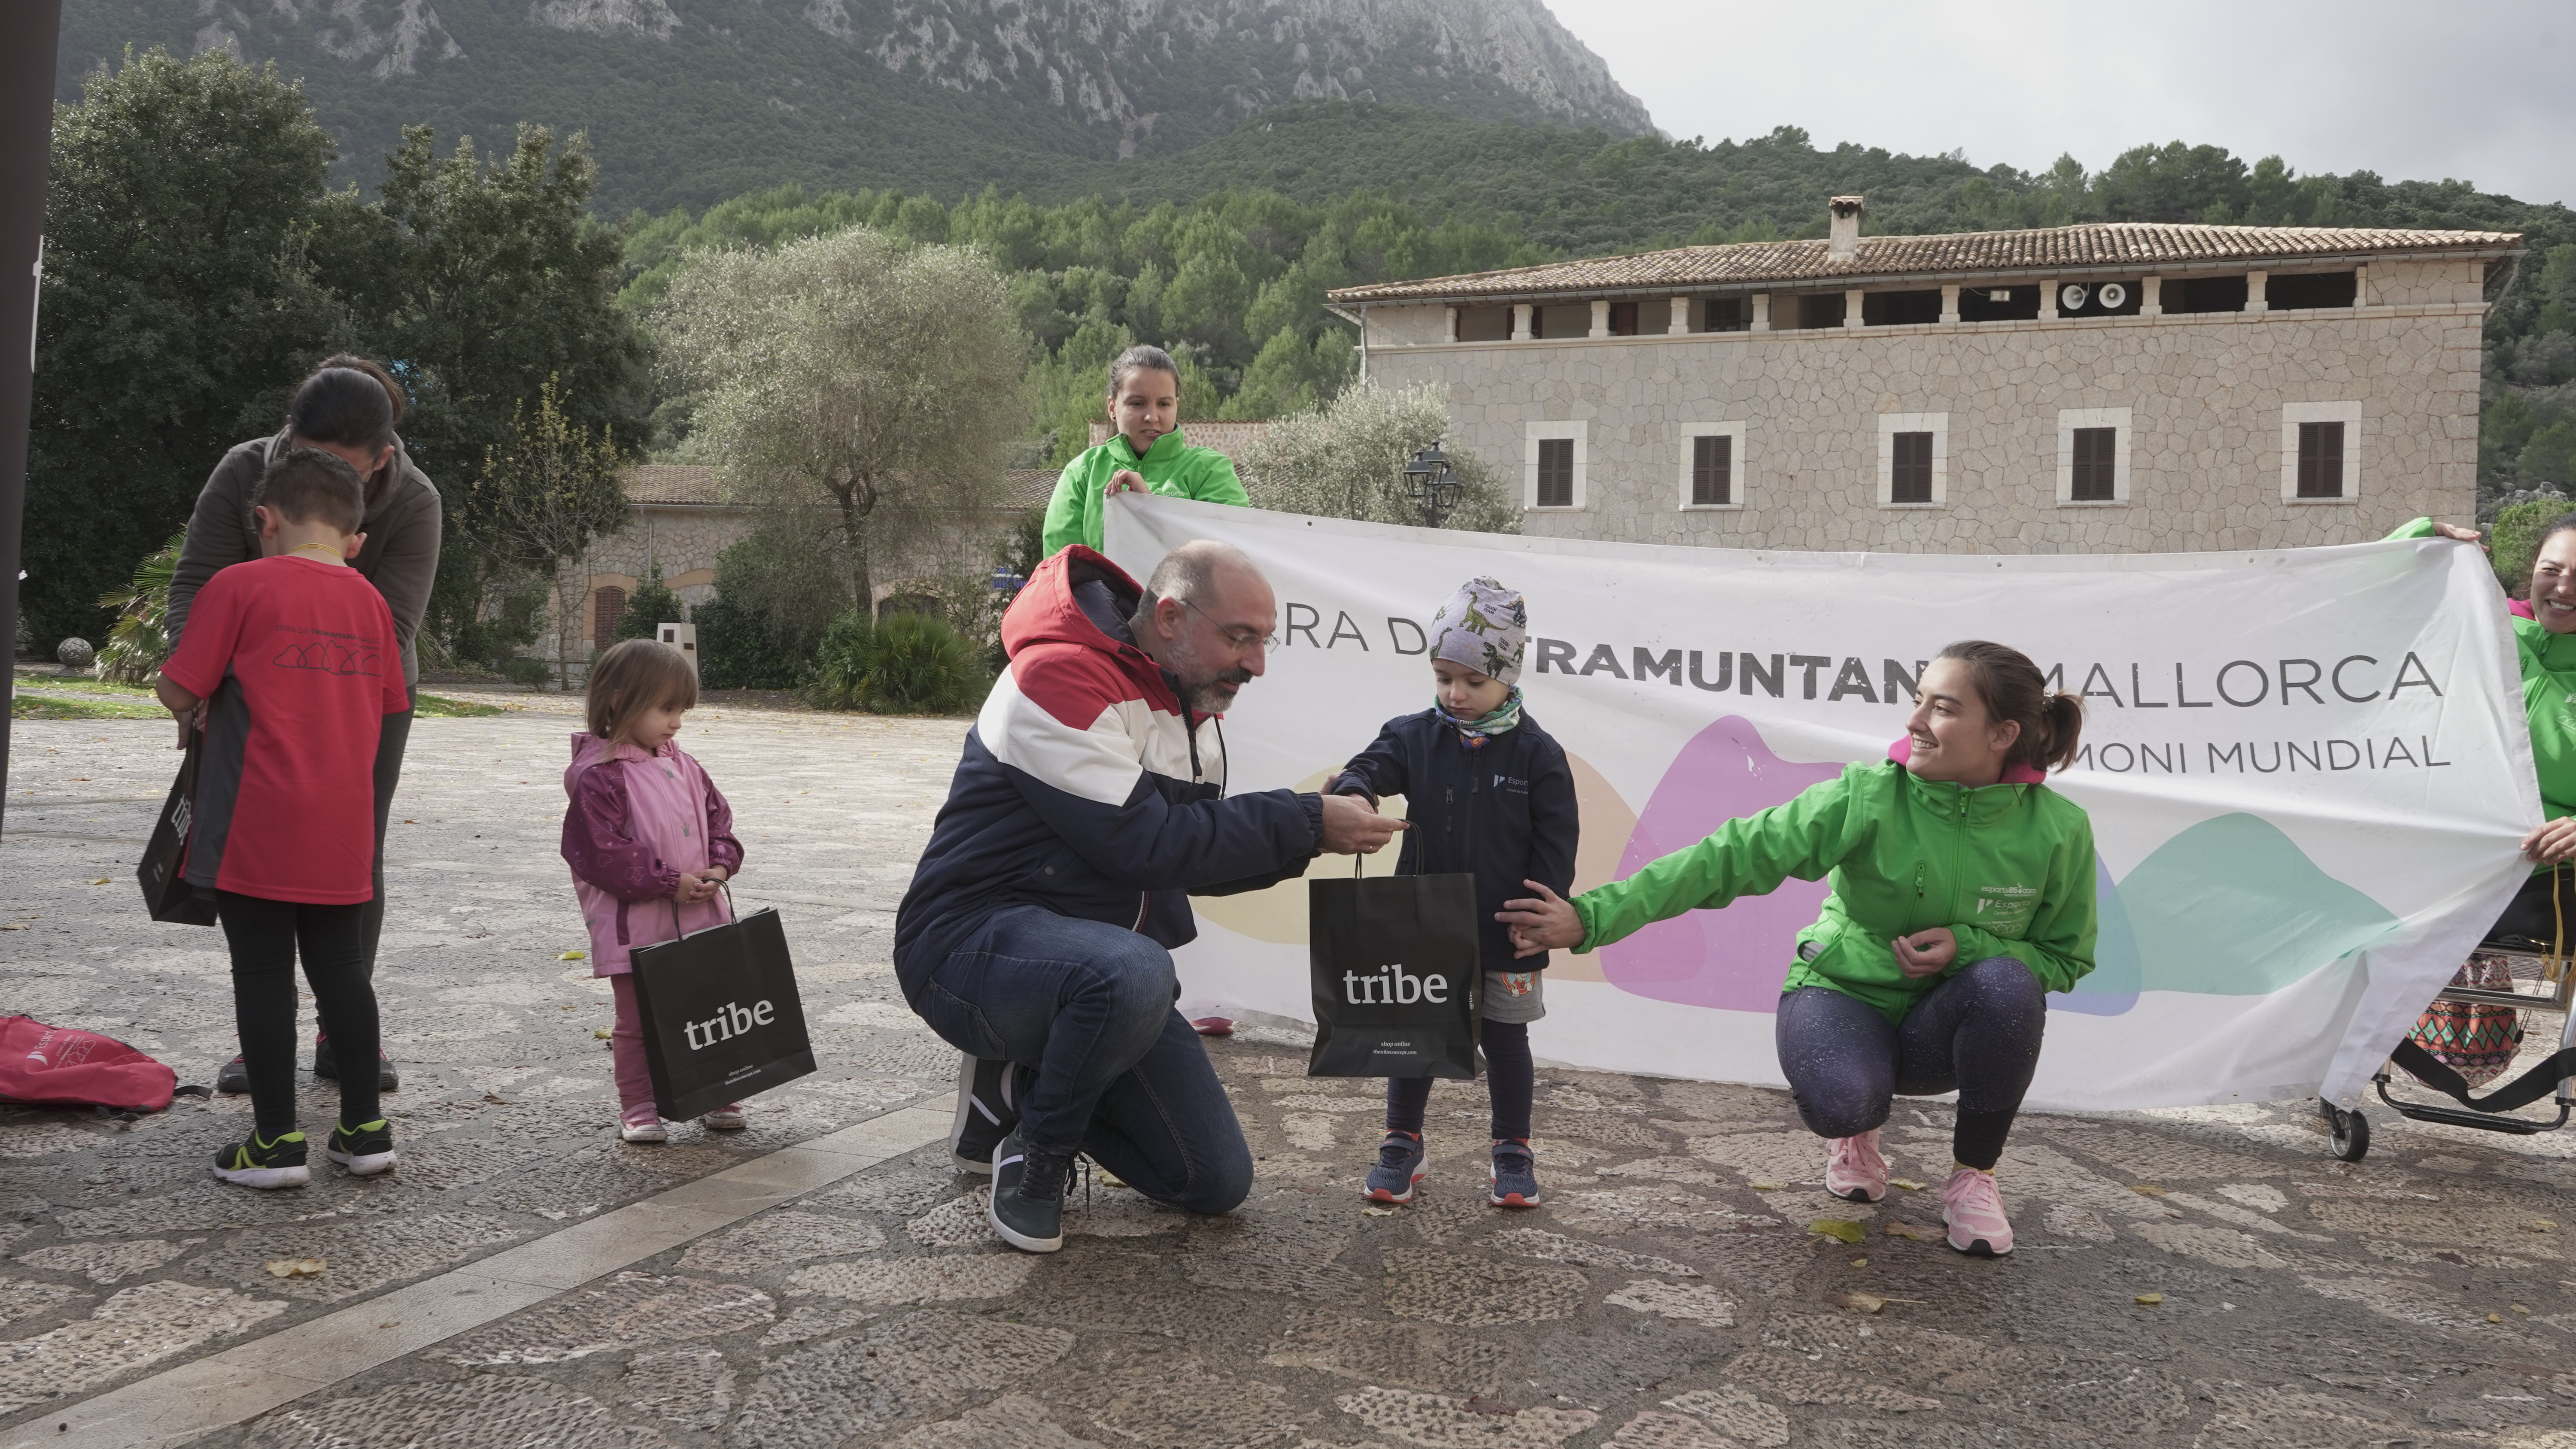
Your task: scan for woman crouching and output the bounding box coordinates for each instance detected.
[1500,641,2094,1255]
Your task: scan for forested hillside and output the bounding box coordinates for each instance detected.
[58,0,1653,214]
[620,107,2576,489]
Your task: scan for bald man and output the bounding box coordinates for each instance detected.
[895,541,1404,1252]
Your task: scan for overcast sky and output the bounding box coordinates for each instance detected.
[1559,0,2571,207]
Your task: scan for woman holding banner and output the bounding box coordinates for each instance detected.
[1498,642,2093,1257]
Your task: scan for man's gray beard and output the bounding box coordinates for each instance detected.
[1164,634,1248,715]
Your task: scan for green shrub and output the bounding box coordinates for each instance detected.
[94,530,185,683]
[2491,499,2572,597]
[615,567,685,643]
[810,609,991,714]
[693,592,811,690]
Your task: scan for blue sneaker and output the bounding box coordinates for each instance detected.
[1365,1130,1426,1204]
[1489,1138,1540,1208]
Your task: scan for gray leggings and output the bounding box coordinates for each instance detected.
[1773,956,2046,1170]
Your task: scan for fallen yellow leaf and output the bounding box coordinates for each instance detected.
[2134,1293,2163,1306]
[88,878,109,885]
[1809,1219,1868,1244]
[2512,1303,2531,1314]
[2533,1219,2559,1232]
[1888,1177,1926,1191]
[2130,1184,2167,1197]
[2488,1313,2503,1323]
[1883,1220,1944,1243]
[1849,1256,1869,1268]
[1831,1292,1886,1314]
[559,950,588,961]
[1361,1204,1402,1218]
[265,1258,325,1279]
[1748,1181,1782,1191]
[592,1027,612,1039]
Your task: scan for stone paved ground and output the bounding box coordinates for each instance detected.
[7,698,2576,1446]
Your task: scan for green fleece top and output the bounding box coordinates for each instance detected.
[1041,429,1251,555]
[2391,515,2576,824]
[1570,761,2099,1024]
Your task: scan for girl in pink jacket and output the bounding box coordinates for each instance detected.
[562,640,747,1142]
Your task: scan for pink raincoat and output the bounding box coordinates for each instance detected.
[560,732,744,976]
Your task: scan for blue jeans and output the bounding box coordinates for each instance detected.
[911,905,1253,1215]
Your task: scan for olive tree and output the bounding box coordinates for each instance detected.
[654,227,1027,624]
[1243,381,1517,532]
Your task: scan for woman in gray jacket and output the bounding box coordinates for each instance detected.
[168,355,441,1094]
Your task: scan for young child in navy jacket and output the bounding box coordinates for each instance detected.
[1328,577,1578,1206]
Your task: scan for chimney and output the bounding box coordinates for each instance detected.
[1827,195,1865,258]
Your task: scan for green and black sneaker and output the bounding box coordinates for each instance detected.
[326,1119,398,1177]
[212,1130,310,1190]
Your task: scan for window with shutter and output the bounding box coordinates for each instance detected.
[1691,435,1732,506]
[2071,427,2117,501]
[592,586,627,644]
[1537,438,1574,507]
[1890,432,1933,503]
[2297,421,2345,498]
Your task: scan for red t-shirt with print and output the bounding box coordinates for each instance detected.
[161,555,410,904]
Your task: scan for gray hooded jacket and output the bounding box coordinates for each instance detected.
[167,429,443,690]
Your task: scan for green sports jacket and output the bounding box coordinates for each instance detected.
[2391,515,2576,824]
[1569,761,2099,1024]
[1041,429,1251,556]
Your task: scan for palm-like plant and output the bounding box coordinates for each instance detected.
[94,530,186,683]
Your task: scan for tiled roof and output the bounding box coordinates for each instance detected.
[1324,223,2521,304]
[1087,421,1273,466]
[625,464,731,506]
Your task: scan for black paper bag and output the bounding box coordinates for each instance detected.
[627,901,816,1120]
[136,734,217,926]
[1308,872,1482,1079]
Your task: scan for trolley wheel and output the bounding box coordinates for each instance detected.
[2321,1099,2370,1162]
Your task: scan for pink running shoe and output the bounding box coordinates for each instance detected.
[1938,1166,2013,1256]
[1823,1129,1887,1203]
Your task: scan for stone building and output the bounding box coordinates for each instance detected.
[1324,198,2521,553]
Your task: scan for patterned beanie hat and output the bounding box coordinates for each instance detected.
[1428,577,1528,685]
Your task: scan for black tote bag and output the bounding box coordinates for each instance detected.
[1307,867,1482,1079]
[136,733,217,926]
[626,893,816,1120]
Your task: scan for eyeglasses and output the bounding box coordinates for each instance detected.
[1181,597,1278,652]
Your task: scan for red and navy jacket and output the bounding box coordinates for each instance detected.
[893,547,1324,998]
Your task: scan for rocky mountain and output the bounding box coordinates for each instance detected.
[59,0,1654,212]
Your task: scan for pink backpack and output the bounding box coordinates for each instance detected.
[0,1017,182,1115]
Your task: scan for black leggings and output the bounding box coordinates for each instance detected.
[217,892,381,1139]
[1385,1019,1534,1141]
[1773,956,2046,1171]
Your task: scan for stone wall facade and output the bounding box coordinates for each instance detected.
[1357,258,2484,554]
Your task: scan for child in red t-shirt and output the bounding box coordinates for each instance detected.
[158,448,410,1189]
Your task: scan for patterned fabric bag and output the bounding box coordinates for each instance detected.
[2404,954,2524,1088]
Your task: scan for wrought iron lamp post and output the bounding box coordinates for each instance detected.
[1402,441,1459,529]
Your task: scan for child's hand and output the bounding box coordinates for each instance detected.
[674,869,727,905]
[1497,880,1582,956]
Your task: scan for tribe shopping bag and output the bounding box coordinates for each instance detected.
[627,896,816,1120]
[1308,870,1481,1079]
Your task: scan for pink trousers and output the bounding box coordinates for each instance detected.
[608,975,742,1126]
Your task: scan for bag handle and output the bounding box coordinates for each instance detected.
[662,879,738,937]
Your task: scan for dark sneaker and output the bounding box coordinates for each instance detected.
[214,1055,249,1094]
[1364,1131,1427,1204]
[1489,1138,1541,1208]
[313,1037,400,1091]
[948,1055,1018,1175]
[213,1130,310,1190]
[325,1119,398,1177]
[985,1129,1069,1253]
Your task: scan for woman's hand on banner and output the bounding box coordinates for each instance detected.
[1105,469,1148,497]
[1320,794,1408,855]
[2430,521,2485,546]
[2523,818,2576,865]
[1498,881,1583,956]
[1892,927,1958,978]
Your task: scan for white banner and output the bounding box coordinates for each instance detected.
[1107,496,2537,1111]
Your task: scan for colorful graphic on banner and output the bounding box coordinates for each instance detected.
[1106,497,2535,1110]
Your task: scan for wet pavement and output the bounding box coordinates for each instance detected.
[4,698,2576,1446]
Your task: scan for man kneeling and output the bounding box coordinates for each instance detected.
[894,541,1402,1251]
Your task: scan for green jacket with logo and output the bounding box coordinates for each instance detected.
[1569,761,2099,1024]
[2391,515,2576,823]
[1041,429,1251,556]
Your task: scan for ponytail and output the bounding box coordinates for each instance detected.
[1937,640,2084,775]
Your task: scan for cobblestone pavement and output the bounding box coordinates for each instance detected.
[8,701,2576,1445]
